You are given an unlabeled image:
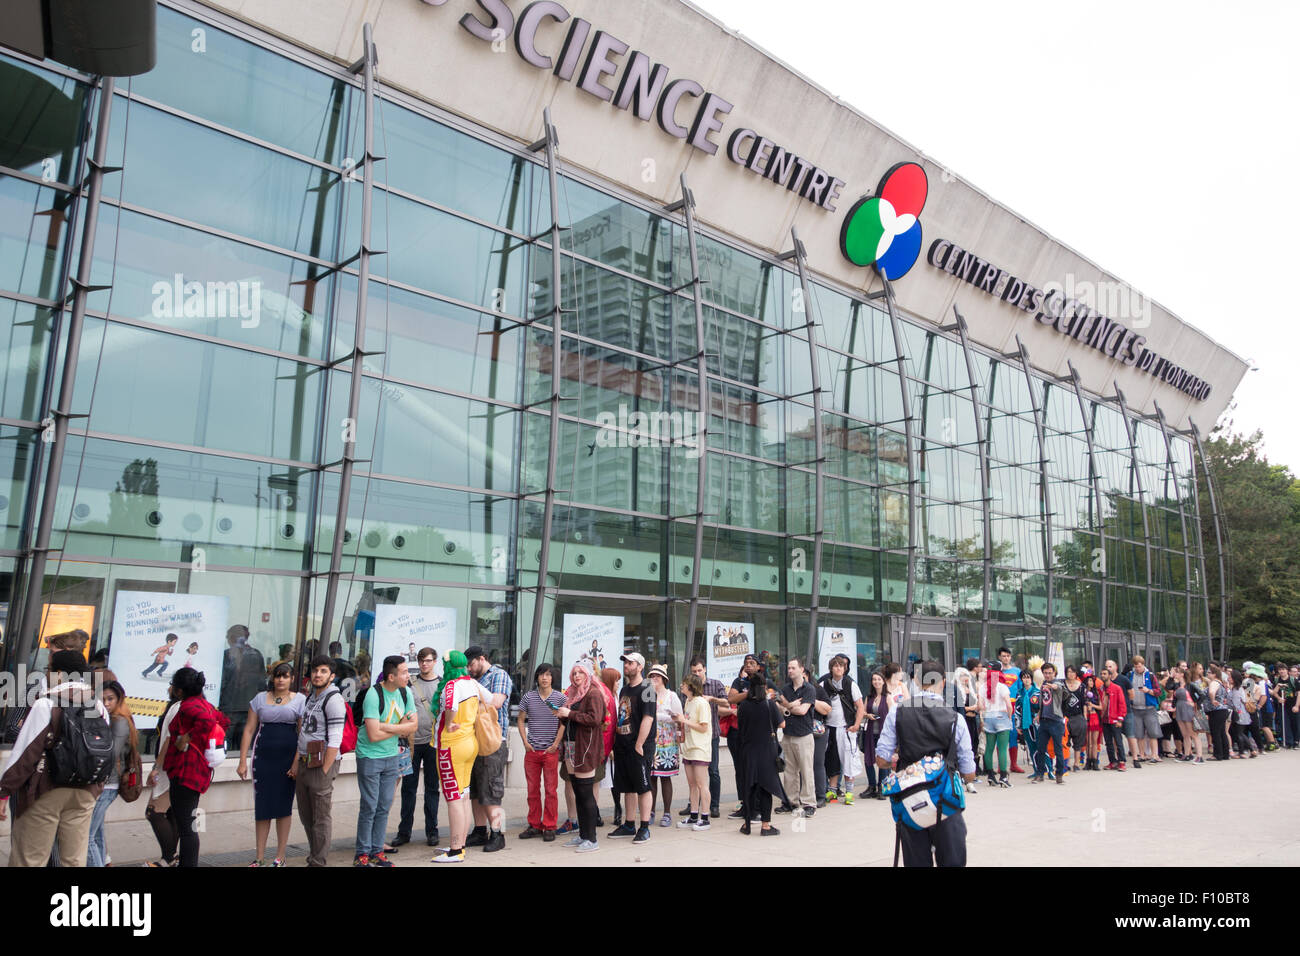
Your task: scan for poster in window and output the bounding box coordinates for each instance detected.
[705,620,752,687]
[817,627,859,684]
[562,614,623,684]
[372,604,457,686]
[111,591,230,727]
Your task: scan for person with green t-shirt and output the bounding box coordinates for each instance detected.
[353,655,416,867]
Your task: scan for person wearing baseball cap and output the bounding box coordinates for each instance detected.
[608,652,656,843]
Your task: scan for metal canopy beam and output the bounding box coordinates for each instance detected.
[781,230,826,664]
[1066,362,1109,651]
[524,107,565,692]
[667,174,710,658]
[951,309,992,657]
[17,76,115,648]
[1189,419,1230,660]
[317,24,380,651]
[1113,385,1155,654]
[1013,336,1054,645]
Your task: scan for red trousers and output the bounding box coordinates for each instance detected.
[524,749,560,830]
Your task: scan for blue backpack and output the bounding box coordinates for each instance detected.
[881,712,965,835]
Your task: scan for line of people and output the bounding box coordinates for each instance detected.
[7,638,1293,867]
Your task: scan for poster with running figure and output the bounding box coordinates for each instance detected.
[111,591,229,728]
[705,620,752,687]
[372,605,457,685]
[817,627,859,684]
[562,614,622,682]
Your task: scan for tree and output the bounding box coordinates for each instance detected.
[1199,429,1300,664]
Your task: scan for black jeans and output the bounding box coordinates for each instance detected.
[1103,722,1127,764]
[398,742,440,839]
[728,733,745,805]
[573,776,598,842]
[146,804,178,864]
[1209,709,1231,760]
[169,784,202,868]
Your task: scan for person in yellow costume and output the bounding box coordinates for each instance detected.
[431,649,494,863]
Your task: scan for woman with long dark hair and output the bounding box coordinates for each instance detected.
[736,670,786,835]
[87,681,138,866]
[1083,672,1104,770]
[858,669,891,799]
[160,667,230,867]
[237,661,304,866]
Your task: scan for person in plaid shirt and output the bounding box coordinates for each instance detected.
[464,646,513,853]
[159,667,230,866]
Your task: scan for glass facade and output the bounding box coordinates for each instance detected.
[0,4,1216,728]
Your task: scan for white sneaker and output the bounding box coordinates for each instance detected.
[432,849,465,864]
[562,835,583,847]
[659,813,672,827]
[693,818,711,831]
[677,818,698,828]
[575,840,600,853]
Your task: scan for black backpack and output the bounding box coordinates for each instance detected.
[351,683,410,729]
[46,706,114,787]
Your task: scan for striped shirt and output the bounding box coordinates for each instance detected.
[520,690,567,748]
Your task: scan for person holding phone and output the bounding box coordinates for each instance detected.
[517,663,567,841]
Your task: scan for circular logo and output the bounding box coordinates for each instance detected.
[839,162,929,280]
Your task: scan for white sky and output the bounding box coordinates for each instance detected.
[691,0,1300,470]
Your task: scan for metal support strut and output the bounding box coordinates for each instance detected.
[875,279,917,646]
[1066,362,1109,652]
[1188,420,1230,660]
[318,24,382,649]
[668,175,711,656]
[1113,385,1155,655]
[780,230,825,665]
[1013,336,1054,647]
[948,309,992,659]
[18,76,116,645]
[1153,404,1195,647]
[524,108,565,691]
[1183,422,1215,647]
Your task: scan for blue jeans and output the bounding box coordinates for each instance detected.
[1035,719,1067,777]
[86,786,119,867]
[355,754,401,857]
